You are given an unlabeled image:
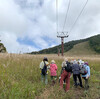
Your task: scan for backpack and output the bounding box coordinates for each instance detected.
[65,62,72,72]
[80,65,87,75]
[42,61,47,75]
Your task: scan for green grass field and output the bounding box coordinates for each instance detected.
[0,53,100,99]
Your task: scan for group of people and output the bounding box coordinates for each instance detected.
[39,57,90,92]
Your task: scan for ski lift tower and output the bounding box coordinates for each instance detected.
[57,32,69,56]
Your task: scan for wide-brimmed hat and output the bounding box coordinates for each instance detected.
[51,60,55,63]
[64,58,68,62]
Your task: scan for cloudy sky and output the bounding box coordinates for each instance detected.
[0,0,100,53]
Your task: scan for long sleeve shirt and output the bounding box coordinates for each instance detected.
[50,63,57,76]
[39,61,50,69]
[82,65,90,77]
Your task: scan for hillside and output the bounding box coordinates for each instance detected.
[0,43,6,53]
[30,34,100,55]
[89,34,100,53]
[65,41,97,56]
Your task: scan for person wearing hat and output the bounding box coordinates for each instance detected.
[59,58,68,84]
[39,57,50,84]
[50,60,57,85]
[72,60,83,88]
[60,58,72,92]
[82,62,90,90]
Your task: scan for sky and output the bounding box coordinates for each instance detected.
[0,0,100,53]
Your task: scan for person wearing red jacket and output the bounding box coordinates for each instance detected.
[50,60,57,85]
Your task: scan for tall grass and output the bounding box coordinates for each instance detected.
[0,53,100,99]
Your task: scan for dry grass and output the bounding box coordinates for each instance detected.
[0,53,100,99]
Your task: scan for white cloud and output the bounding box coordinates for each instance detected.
[0,0,100,53]
[0,32,39,53]
[0,0,28,37]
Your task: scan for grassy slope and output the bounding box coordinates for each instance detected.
[0,53,100,99]
[64,41,97,56]
[31,34,100,55]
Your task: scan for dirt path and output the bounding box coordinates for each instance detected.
[35,86,54,99]
[35,84,85,99]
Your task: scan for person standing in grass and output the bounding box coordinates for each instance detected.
[39,57,50,84]
[59,58,70,83]
[60,58,72,92]
[72,60,83,88]
[50,60,57,85]
[82,62,90,90]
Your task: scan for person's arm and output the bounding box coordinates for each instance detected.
[88,66,90,77]
[61,62,64,67]
[39,61,43,69]
[71,65,73,71]
[46,61,50,69]
[49,64,51,70]
[39,61,43,73]
[79,65,81,70]
[55,64,57,70]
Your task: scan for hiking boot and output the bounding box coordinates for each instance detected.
[80,85,84,88]
[65,90,69,93]
[85,86,89,90]
[51,81,55,86]
[77,83,80,86]
[73,84,78,88]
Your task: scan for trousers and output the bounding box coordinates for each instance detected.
[60,70,71,92]
[41,74,48,84]
[73,74,83,87]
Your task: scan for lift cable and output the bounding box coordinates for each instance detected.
[62,0,71,33]
[56,0,59,35]
[69,0,88,33]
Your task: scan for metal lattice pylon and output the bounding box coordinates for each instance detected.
[57,32,69,56]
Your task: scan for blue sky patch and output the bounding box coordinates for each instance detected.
[17,37,41,49]
[42,36,57,46]
[17,36,57,51]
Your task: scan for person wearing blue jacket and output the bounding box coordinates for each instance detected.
[82,62,90,90]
